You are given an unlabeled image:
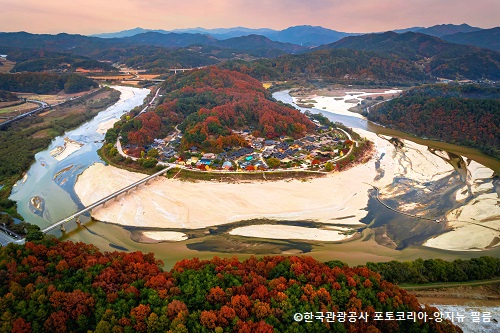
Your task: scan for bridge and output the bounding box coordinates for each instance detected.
[41,166,173,234]
[168,67,206,74]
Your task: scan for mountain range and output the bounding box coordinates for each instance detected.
[92,23,491,48]
[0,23,498,81]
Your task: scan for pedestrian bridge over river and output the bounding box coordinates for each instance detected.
[41,166,173,234]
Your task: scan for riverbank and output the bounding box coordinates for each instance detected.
[73,87,499,252]
[74,126,488,248]
[0,87,123,231]
[8,86,149,229]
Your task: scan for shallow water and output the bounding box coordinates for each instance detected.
[9,86,149,229]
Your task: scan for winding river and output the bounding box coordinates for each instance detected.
[7,87,499,260]
[9,86,149,231]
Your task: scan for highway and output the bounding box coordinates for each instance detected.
[0,231,16,246]
[0,99,49,128]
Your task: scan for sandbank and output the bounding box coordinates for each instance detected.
[293,89,402,119]
[228,224,355,242]
[96,118,119,134]
[76,130,458,231]
[141,231,188,242]
[50,138,83,161]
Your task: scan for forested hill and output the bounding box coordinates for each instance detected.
[0,73,98,94]
[368,84,500,159]
[115,67,315,152]
[219,49,427,84]
[0,239,463,332]
[317,31,500,80]
[441,27,500,52]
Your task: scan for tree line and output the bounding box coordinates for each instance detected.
[363,256,500,284]
[368,84,500,159]
[0,87,121,234]
[0,239,462,332]
[0,73,98,94]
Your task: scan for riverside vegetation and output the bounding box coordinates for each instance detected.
[0,87,120,235]
[0,239,468,333]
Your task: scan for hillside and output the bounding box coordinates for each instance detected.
[115,67,315,152]
[320,31,500,80]
[441,27,500,52]
[7,49,117,73]
[368,84,500,159]
[219,48,427,84]
[0,239,462,332]
[0,72,98,94]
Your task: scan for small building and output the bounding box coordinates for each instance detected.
[202,153,216,160]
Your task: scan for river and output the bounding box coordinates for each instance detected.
[9,86,149,232]
[7,87,499,261]
[273,91,500,173]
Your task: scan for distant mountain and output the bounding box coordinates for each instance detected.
[392,27,425,34]
[415,23,482,37]
[91,25,355,47]
[264,25,356,47]
[174,27,277,39]
[120,32,305,57]
[215,34,305,53]
[92,27,169,38]
[320,31,460,59]
[121,32,217,48]
[441,27,500,51]
[315,31,500,80]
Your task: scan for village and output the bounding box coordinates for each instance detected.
[121,118,356,173]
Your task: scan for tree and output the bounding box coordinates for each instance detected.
[25,224,44,241]
[266,158,281,169]
[147,149,159,158]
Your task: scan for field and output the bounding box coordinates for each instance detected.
[88,74,134,80]
[0,101,38,116]
[0,58,15,73]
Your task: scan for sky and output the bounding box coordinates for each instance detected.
[0,0,498,35]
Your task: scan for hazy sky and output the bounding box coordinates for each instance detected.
[0,0,498,34]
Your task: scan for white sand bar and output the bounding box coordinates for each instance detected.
[96,118,119,134]
[229,224,354,242]
[74,130,453,230]
[53,138,83,161]
[142,231,188,242]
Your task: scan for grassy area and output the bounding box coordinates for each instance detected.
[0,101,38,115]
[400,278,500,290]
[166,168,325,182]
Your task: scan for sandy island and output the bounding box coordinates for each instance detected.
[140,231,188,242]
[229,224,355,242]
[74,93,499,250]
[50,138,84,161]
[293,89,402,119]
